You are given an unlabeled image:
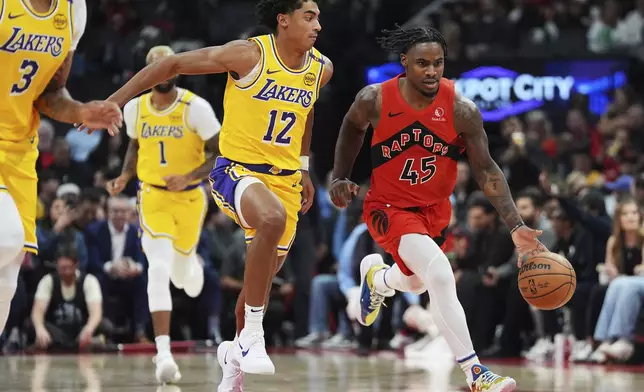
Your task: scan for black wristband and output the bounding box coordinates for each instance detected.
[510,222,525,234]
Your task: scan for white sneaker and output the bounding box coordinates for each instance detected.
[294,332,328,348]
[153,353,181,384]
[523,338,554,361]
[389,332,413,349]
[588,342,611,363]
[321,334,354,349]
[217,341,244,392]
[236,330,275,375]
[604,339,634,362]
[570,340,593,362]
[183,257,204,298]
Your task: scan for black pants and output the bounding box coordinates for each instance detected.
[286,226,316,339]
[457,270,511,351]
[498,275,534,355]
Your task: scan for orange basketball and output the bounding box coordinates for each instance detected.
[518,252,576,310]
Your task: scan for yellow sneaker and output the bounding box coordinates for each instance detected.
[470,364,516,392]
[357,256,392,326]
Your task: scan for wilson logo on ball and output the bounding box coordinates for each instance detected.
[520,262,552,274]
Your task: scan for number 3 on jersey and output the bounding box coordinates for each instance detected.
[262,110,295,146]
[400,156,437,185]
[10,59,40,95]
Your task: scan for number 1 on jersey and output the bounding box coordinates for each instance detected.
[263,110,295,145]
[158,141,168,166]
[399,156,437,185]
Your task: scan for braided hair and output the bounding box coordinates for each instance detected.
[256,0,318,32]
[377,25,448,57]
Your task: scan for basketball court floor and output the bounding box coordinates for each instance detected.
[2,350,643,391]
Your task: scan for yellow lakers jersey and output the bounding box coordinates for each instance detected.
[133,88,206,187]
[220,34,326,171]
[0,0,73,150]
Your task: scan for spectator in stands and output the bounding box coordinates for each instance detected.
[615,0,644,47]
[86,196,148,342]
[455,196,515,351]
[47,138,94,188]
[587,0,623,53]
[634,174,644,206]
[589,198,644,363]
[36,119,56,171]
[37,170,61,220]
[30,248,103,352]
[36,196,89,273]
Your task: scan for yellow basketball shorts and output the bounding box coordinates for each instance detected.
[0,147,39,254]
[137,182,208,254]
[209,157,302,256]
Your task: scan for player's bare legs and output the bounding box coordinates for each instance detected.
[141,234,181,384]
[358,235,516,392]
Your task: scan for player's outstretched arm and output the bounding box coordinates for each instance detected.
[35,53,122,135]
[454,93,547,262]
[108,40,260,108]
[329,84,379,208]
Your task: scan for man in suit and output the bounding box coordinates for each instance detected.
[86,196,148,342]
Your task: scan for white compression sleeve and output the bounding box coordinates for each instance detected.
[142,234,174,312]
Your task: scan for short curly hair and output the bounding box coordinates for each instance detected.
[256,0,318,32]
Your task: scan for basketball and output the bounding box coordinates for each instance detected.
[518,252,576,310]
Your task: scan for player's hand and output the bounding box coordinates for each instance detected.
[482,267,500,287]
[512,224,548,267]
[76,101,123,136]
[78,326,93,347]
[300,170,315,214]
[106,174,130,196]
[35,327,52,349]
[329,179,359,209]
[163,174,191,191]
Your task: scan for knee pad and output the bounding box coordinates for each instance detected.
[398,234,454,289]
[0,194,25,268]
[0,257,22,301]
[142,235,174,312]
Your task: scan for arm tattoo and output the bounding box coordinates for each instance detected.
[122,139,139,179]
[332,84,379,180]
[454,94,524,230]
[34,53,83,123]
[188,135,220,181]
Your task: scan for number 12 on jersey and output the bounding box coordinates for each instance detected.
[399,156,437,185]
[262,110,296,146]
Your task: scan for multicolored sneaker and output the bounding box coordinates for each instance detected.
[357,256,393,326]
[470,364,516,392]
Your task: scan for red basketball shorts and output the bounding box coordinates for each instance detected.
[363,198,452,276]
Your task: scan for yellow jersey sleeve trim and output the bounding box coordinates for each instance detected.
[69,0,74,38]
[0,0,5,22]
[267,34,312,75]
[134,97,142,139]
[232,37,266,91]
[20,0,58,18]
[314,54,325,99]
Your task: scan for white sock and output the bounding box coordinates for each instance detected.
[457,353,481,384]
[373,262,425,295]
[0,254,22,335]
[243,304,264,334]
[397,234,478,379]
[155,335,171,355]
[372,268,395,296]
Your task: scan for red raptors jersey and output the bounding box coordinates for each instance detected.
[366,75,465,208]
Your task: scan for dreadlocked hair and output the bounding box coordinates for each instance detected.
[377,25,448,57]
[256,0,318,32]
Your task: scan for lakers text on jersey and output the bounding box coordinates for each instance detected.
[0,0,76,254]
[127,89,210,254]
[209,34,325,255]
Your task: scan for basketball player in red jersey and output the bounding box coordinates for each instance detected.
[329,26,548,392]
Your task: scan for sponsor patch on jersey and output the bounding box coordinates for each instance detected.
[53,14,68,30]
[303,72,316,87]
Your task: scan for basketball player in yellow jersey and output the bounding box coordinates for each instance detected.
[0,0,121,337]
[106,46,222,384]
[101,0,332,385]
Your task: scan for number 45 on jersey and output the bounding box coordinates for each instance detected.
[399,156,437,185]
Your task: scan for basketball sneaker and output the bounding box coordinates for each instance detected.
[153,353,181,384]
[217,341,244,392]
[357,257,394,326]
[469,364,516,392]
[235,329,275,374]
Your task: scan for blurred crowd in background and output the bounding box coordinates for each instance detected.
[2,0,644,367]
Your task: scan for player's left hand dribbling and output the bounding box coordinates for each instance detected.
[329,179,359,209]
[511,225,548,267]
[300,171,315,214]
